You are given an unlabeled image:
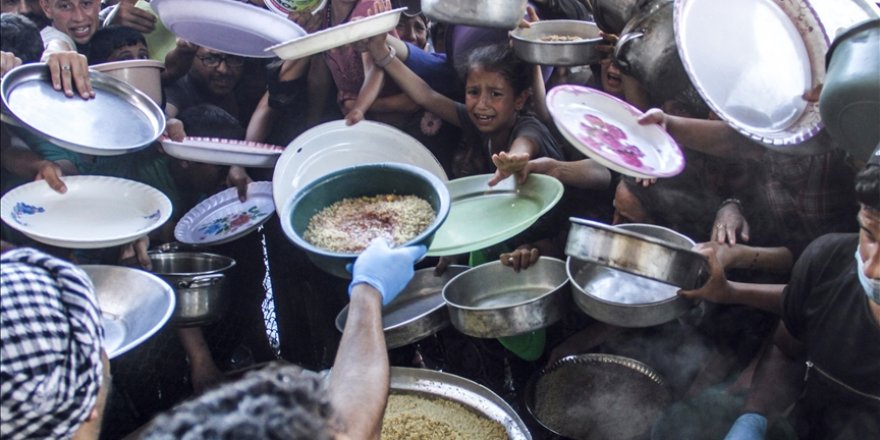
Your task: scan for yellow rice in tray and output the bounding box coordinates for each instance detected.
[381,392,508,440]
[304,194,435,253]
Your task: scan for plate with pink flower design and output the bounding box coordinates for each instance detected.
[175,181,275,246]
[546,85,685,179]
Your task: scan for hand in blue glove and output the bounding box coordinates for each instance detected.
[348,238,427,306]
[723,412,767,440]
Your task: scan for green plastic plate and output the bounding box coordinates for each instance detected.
[427,174,564,257]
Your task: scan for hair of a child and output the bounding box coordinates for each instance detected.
[0,13,43,64]
[177,104,245,140]
[88,25,148,65]
[461,43,532,97]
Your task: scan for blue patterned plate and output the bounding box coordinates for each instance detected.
[175,181,274,246]
[0,176,171,249]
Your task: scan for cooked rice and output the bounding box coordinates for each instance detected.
[381,393,509,440]
[303,194,435,253]
[540,34,583,42]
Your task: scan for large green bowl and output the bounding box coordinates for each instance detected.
[280,162,451,278]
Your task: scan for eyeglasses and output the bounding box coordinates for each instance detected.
[196,54,245,68]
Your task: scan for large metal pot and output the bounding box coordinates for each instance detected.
[565,218,708,289]
[443,257,569,338]
[588,0,642,34]
[614,0,709,117]
[147,251,236,327]
[422,0,527,30]
[510,20,603,66]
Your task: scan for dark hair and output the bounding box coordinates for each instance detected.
[140,364,336,440]
[621,169,719,242]
[0,13,43,64]
[855,159,880,212]
[88,25,148,65]
[462,43,532,96]
[177,104,245,140]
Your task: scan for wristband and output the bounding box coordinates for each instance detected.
[375,45,396,68]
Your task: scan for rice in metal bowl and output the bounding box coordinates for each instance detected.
[303,194,436,253]
[381,392,508,440]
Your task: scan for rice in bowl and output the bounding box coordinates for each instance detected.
[303,194,436,253]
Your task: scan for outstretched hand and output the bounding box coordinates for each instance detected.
[677,245,732,304]
[489,151,530,186]
[349,238,426,305]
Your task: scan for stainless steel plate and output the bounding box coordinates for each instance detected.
[389,366,531,439]
[511,20,603,66]
[1,64,165,156]
[674,0,828,146]
[80,265,175,359]
[335,265,469,349]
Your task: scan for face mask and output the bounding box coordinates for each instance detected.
[855,246,880,304]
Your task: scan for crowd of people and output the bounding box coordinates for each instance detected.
[0,0,877,439]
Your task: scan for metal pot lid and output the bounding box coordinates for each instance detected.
[674,0,828,147]
[1,64,165,156]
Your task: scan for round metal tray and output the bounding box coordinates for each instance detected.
[511,20,603,66]
[1,64,165,156]
[389,366,531,439]
[524,353,671,440]
[335,265,469,349]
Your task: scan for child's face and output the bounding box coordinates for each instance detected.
[464,65,527,136]
[107,42,149,63]
[42,0,100,45]
[396,15,427,50]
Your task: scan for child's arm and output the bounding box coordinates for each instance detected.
[531,64,552,125]
[246,92,276,142]
[345,53,385,125]
[488,136,540,185]
[367,34,461,127]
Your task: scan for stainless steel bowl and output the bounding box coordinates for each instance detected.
[147,251,236,327]
[567,223,696,327]
[565,218,708,289]
[390,367,531,439]
[443,257,569,338]
[335,265,469,349]
[81,265,175,359]
[422,0,528,30]
[511,20,603,66]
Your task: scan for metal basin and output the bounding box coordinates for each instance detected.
[511,20,603,66]
[567,223,696,327]
[389,367,531,439]
[524,353,671,440]
[147,251,236,327]
[565,218,708,289]
[281,162,451,279]
[422,0,527,30]
[335,265,468,349]
[80,265,175,359]
[443,257,569,338]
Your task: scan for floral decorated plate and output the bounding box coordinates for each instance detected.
[161,137,284,168]
[175,181,274,246]
[0,176,171,249]
[546,85,685,179]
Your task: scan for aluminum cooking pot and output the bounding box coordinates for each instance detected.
[422,0,527,30]
[614,0,708,117]
[147,251,236,327]
[510,20,603,66]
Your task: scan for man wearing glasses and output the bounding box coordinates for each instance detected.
[164,46,245,121]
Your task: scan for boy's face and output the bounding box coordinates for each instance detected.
[40,0,99,45]
[107,42,149,62]
[396,15,427,50]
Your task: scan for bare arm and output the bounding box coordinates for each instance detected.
[661,112,765,159]
[531,64,551,124]
[741,323,806,419]
[306,55,333,127]
[245,92,276,142]
[524,158,612,190]
[367,35,460,127]
[701,242,794,274]
[346,53,385,125]
[328,284,388,440]
[161,39,198,85]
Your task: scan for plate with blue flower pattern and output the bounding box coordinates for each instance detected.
[175,181,274,246]
[0,175,172,249]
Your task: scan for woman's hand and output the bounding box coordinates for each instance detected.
[712,201,750,245]
[500,245,540,273]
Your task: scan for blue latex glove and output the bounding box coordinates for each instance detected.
[348,238,427,306]
[723,413,768,440]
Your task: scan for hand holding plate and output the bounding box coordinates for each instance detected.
[118,235,152,270]
[349,238,427,306]
[0,51,22,78]
[226,165,252,202]
[112,0,157,34]
[45,51,93,99]
[500,246,540,273]
[677,245,733,304]
[712,201,750,245]
[35,161,67,194]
